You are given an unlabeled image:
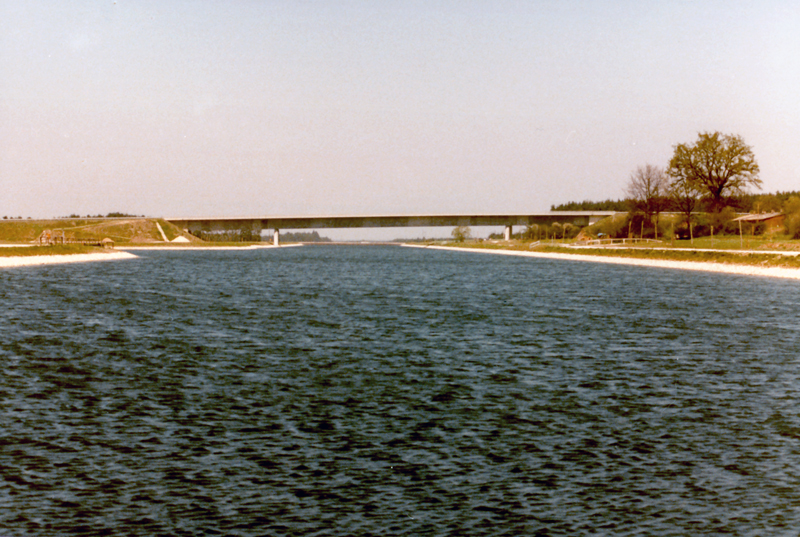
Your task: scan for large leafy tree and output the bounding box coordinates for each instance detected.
[667,132,761,210]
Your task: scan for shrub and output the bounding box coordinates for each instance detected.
[784,196,800,239]
[523,225,539,240]
[451,226,471,242]
[563,223,580,239]
[588,213,629,238]
[707,207,738,235]
[786,215,800,239]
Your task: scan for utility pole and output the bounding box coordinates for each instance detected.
[739,220,743,249]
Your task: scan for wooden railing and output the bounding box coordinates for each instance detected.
[35,230,112,247]
[575,238,663,246]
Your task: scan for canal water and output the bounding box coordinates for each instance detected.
[1,246,800,536]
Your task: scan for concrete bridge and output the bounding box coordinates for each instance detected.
[166,212,617,245]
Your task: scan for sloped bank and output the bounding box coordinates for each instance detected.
[403,244,800,280]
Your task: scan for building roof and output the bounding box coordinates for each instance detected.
[733,212,784,222]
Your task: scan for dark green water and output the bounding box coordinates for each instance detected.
[2,246,800,536]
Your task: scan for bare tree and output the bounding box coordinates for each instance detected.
[668,173,701,228]
[626,164,669,231]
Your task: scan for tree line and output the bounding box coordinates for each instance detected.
[280,231,332,243]
[190,229,334,243]
[193,229,263,242]
[552,192,799,214]
[550,199,629,211]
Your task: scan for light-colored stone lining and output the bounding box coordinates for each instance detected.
[0,251,138,268]
[119,244,299,251]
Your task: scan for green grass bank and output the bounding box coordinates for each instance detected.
[0,218,196,245]
[0,245,104,258]
[434,239,800,269]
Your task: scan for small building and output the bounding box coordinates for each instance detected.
[101,238,115,249]
[733,212,785,233]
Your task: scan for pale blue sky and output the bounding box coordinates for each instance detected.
[2,1,799,230]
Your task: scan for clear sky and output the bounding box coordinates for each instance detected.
[2,1,799,228]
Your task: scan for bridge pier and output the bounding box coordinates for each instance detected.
[273,229,280,246]
[504,225,512,241]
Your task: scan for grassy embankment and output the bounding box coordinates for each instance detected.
[0,218,202,256]
[668,235,800,251]
[0,218,183,243]
[0,217,272,256]
[435,239,800,269]
[429,211,800,268]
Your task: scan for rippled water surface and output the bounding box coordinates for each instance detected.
[2,246,800,536]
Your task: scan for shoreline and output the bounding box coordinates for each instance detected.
[119,244,302,251]
[5,244,800,279]
[0,251,138,268]
[403,244,800,280]
[120,244,279,251]
[0,244,299,267]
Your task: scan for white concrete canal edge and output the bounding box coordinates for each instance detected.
[119,244,301,251]
[0,251,138,268]
[404,244,800,281]
[0,244,302,268]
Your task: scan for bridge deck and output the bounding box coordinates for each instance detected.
[167,212,617,233]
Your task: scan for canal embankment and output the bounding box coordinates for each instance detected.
[404,243,800,280]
